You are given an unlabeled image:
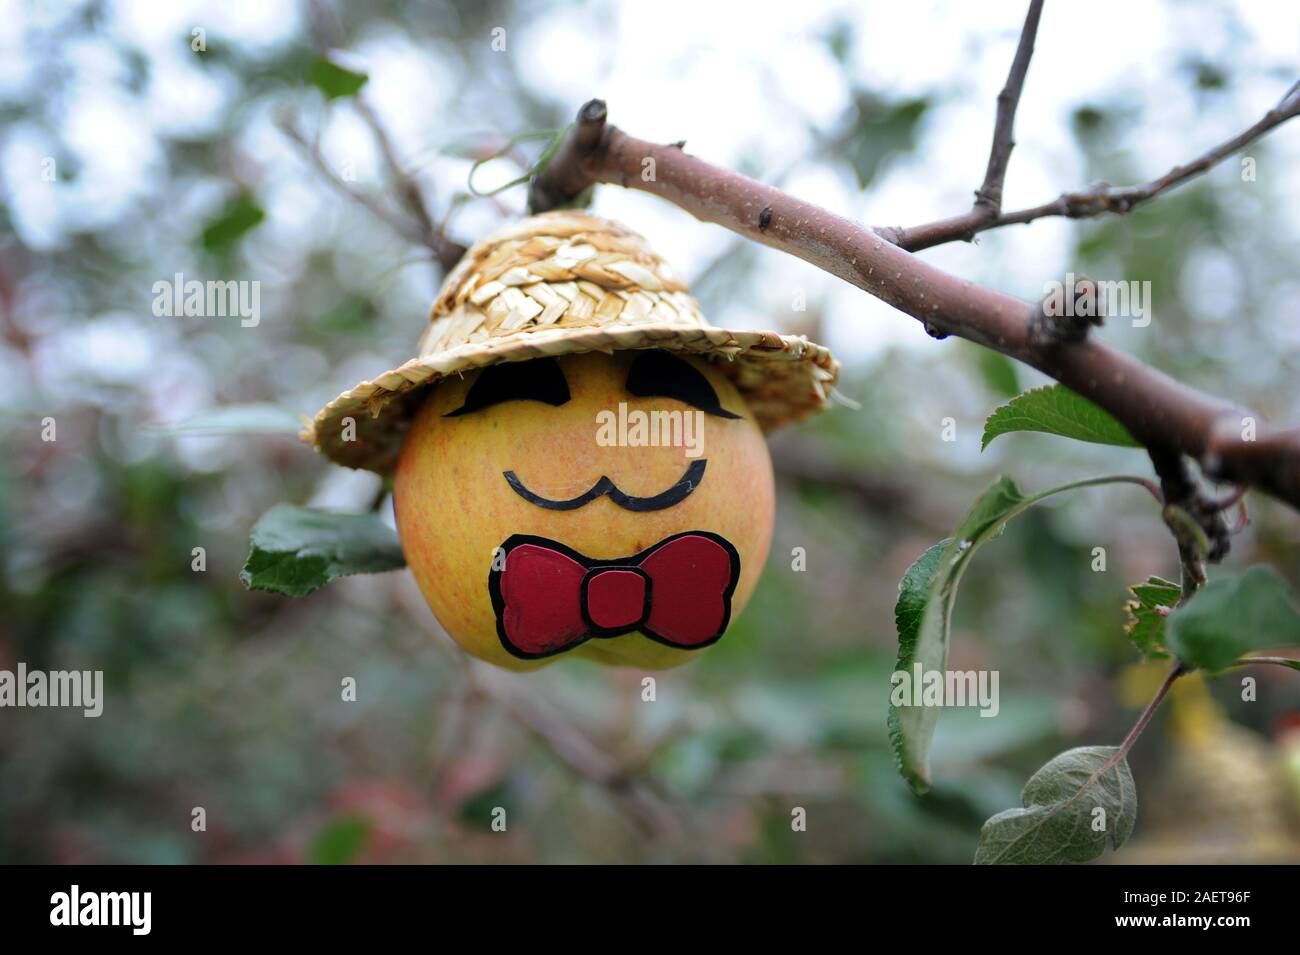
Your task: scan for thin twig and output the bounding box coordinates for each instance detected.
[886,76,1300,251]
[1114,660,1186,761]
[884,0,1043,251]
[302,0,466,272]
[352,96,465,272]
[976,0,1043,212]
[277,113,430,246]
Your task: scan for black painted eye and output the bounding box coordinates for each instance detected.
[625,351,741,419]
[445,357,571,417]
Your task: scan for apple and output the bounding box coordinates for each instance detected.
[394,350,774,671]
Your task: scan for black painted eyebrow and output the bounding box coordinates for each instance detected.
[445,358,571,417]
[625,351,741,419]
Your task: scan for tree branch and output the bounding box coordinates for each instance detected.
[1148,445,1230,596]
[303,0,467,272]
[976,0,1043,212]
[1114,660,1185,761]
[352,95,466,272]
[881,0,1043,251]
[885,76,1300,251]
[530,100,1300,513]
[276,113,431,247]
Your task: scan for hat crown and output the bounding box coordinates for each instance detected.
[419,211,708,357]
[305,210,838,474]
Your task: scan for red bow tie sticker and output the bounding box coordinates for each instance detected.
[489,531,741,660]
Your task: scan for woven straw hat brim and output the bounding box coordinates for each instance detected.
[302,211,839,474]
[304,322,836,473]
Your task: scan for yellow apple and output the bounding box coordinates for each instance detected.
[393,350,775,671]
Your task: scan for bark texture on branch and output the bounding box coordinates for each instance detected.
[530,100,1300,512]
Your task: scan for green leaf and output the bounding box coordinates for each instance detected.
[888,477,1025,793]
[982,384,1139,451]
[308,58,368,100]
[240,505,405,597]
[1165,567,1300,672]
[155,403,301,436]
[309,814,371,864]
[889,474,1146,793]
[887,541,949,793]
[975,746,1137,864]
[1122,576,1181,660]
[199,193,265,253]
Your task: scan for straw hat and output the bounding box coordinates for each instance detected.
[302,210,840,473]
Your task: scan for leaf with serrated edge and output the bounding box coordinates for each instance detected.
[240,505,405,597]
[889,475,1144,793]
[1123,575,1180,660]
[982,384,1139,450]
[888,477,1026,792]
[887,541,949,792]
[1166,566,1300,672]
[975,746,1137,865]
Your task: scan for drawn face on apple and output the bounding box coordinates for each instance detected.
[393,350,776,670]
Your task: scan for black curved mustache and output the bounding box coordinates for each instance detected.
[503,459,707,512]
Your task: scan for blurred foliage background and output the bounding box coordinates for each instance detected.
[1,0,1299,864]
